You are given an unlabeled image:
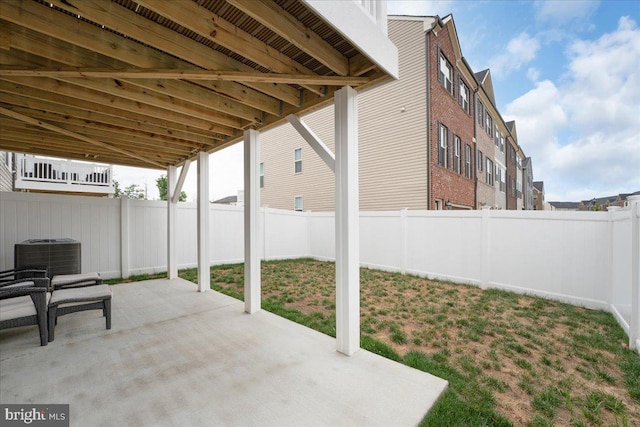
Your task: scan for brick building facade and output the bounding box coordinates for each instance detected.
[427,19,476,209]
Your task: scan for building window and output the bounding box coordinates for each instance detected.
[486,114,493,136]
[465,145,472,178]
[486,158,494,186]
[438,123,448,167]
[459,80,470,113]
[454,136,461,173]
[435,199,443,210]
[294,148,302,173]
[259,162,264,188]
[477,150,484,173]
[294,196,303,211]
[477,100,484,129]
[438,52,454,96]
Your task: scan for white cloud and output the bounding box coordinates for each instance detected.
[526,67,540,82]
[534,0,600,27]
[505,17,640,201]
[489,32,541,78]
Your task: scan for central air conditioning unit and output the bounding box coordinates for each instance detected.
[14,239,81,277]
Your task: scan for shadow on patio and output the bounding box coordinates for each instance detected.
[1,279,447,426]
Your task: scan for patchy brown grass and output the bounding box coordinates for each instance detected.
[180,259,640,427]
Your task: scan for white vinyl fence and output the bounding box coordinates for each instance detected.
[1,191,638,348]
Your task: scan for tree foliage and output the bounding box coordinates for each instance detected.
[156,174,187,202]
[112,180,146,199]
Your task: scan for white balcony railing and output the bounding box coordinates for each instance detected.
[15,154,114,195]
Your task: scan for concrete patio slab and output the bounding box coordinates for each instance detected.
[1,278,447,426]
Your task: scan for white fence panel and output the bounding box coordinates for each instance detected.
[263,208,309,260]
[211,204,244,265]
[128,199,168,275]
[360,211,403,272]
[308,212,335,261]
[489,211,610,309]
[611,208,632,330]
[405,211,483,284]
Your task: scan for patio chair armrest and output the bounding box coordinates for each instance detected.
[0,285,47,301]
[0,277,50,290]
[0,267,49,282]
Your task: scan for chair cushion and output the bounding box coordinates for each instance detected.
[0,293,51,322]
[50,284,112,306]
[51,272,101,287]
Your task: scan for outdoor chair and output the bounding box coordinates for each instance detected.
[48,272,112,342]
[0,277,51,346]
[0,266,48,283]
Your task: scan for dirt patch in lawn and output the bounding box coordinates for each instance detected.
[184,259,639,426]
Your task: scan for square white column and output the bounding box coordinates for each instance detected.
[197,151,210,293]
[335,86,359,356]
[244,129,261,313]
[167,165,177,279]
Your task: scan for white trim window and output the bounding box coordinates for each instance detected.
[294,148,302,173]
[486,114,493,136]
[459,80,470,113]
[294,196,303,212]
[486,158,494,186]
[465,144,472,178]
[454,136,461,173]
[438,123,448,167]
[477,100,485,129]
[259,162,264,188]
[438,52,454,95]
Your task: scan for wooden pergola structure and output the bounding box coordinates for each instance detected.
[0,0,398,355]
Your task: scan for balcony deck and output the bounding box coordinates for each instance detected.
[0,278,447,426]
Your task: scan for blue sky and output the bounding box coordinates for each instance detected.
[114,0,640,203]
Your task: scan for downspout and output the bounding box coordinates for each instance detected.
[473,87,478,209]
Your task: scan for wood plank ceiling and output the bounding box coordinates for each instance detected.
[0,0,389,169]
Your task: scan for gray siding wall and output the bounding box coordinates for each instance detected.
[260,19,429,211]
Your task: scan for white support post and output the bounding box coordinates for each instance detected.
[197,151,210,293]
[167,165,178,279]
[334,86,359,356]
[629,195,640,351]
[244,129,261,313]
[172,160,191,204]
[120,196,130,279]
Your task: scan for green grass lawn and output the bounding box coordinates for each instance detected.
[173,259,639,426]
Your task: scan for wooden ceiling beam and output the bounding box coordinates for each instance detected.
[0,81,221,141]
[226,0,349,76]
[1,107,210,154]
[0,107,166,168]
[0,68,370,86]
[0,76,236,136]
[45,0,301,106]
[0,96,217,146]
[0,122,179,163]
